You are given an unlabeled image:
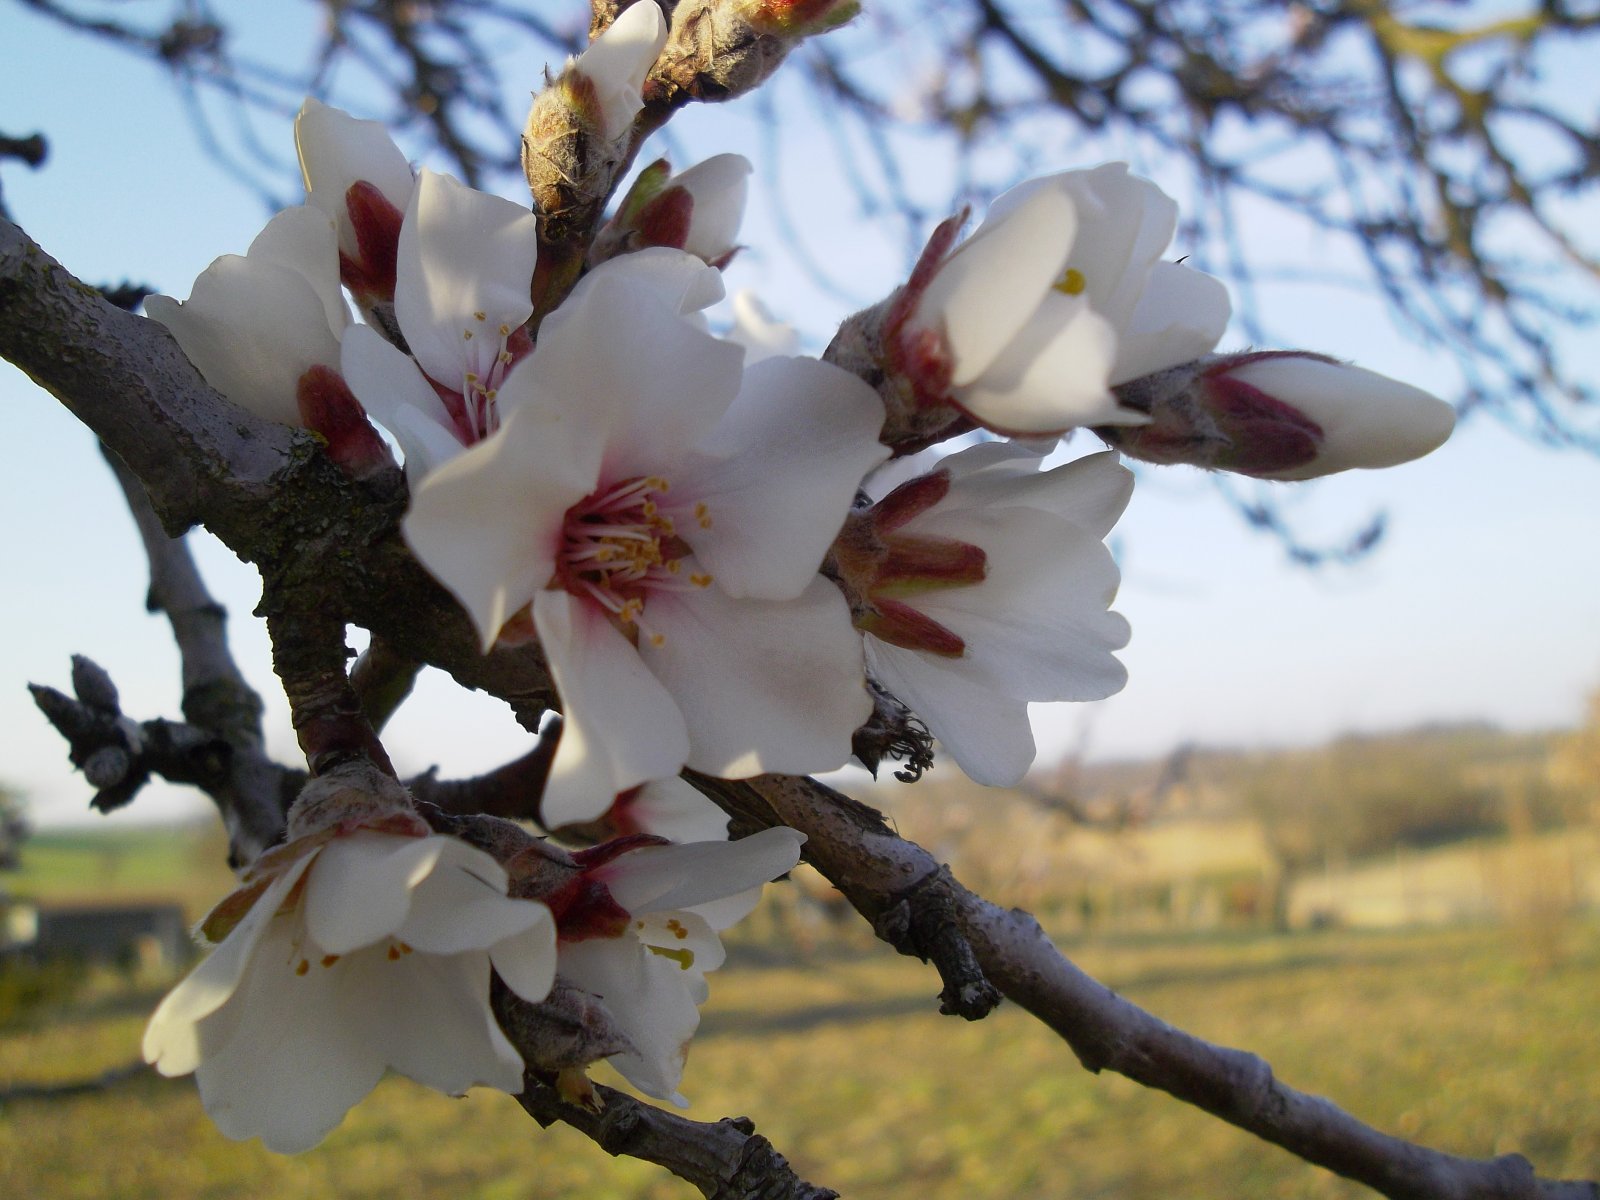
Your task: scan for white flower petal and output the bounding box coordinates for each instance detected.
[639,577,868,779]
[395,169,538,392]
[526,256,743,482]
[1113,260,1232,383]
[296,97,416,256]
[602,827,804,916]
[558,936,697,1105]
[622,778,730,843]
[303,833,446,955]
[191,916,389,1153]
[394,840,552,958]
[672,356,887,599]
[142,860,311,1077]
[404,402,601,648]
[341,323,465,476]
[911,505,1131,703]
[867,638,1040,787]
[914,186,1077,389]
[246,205,352,336]
[148,208,347,426]
[574,1,668,141]
[672,153,752,261]
[934,448,1134,541]
[952,289,1125,433]
[535,589,692,827]
[490,923,560,1004]
[725,290,800,364]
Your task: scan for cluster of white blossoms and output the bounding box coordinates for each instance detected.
[143,0,1455,1154]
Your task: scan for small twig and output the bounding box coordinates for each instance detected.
[514,1074,838,1200]
[408,722,560,821]
[349,634,422,733]
[0,1059,154,1104]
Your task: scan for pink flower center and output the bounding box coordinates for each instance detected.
[435,311,532,445]
[555,475,715,645]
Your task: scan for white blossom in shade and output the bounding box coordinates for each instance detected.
[1205,353,1456,481]
[905,163,1231,436]
[725,290,801,364]
[142,817,557,1153]
[339,169,540,479]
[403,251,888,827]
[553,827,805,1104]
[146,206,350,427]
[837,443,1133,787]
[570,1,668,141]
[294,97,415,302]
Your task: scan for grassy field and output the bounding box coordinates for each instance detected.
[2,833,1597,1198]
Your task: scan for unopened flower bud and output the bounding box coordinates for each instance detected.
[736,0,861,36]
[566,1,668,142]
[595,153,751,267]
[1105,351,1456,480]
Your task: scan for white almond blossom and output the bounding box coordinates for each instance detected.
[147,206,349,427]
[143,815,557,1153]
[1205,353,1456,481]
[340,168,540,478]
[403,250,887,826]
[906,163,1231,436]
[597,778,733,843]
[553,827,805,1104]
[840,443,1133,786]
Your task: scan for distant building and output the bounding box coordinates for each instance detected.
[6,902,191,970]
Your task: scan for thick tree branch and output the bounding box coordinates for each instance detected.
[98,443,295,861]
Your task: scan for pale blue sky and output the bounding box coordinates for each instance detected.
[3,5,1598,827]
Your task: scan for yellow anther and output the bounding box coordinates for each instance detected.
[498,323,511,336]
[295,958,310,976]
[647,945,695,970]
[465,371,479,383]
[498,350,513,365]
[647,476,670,492]
[462,329,474,340]
[642,500,657,517]
[648,632,666,647]
[387,944,401,961]
[1054,267,1087,296]
[666,559,682,575]
[694,502,712,529]
[474,310,487,321]
[321,954,340,968]
[666,918,688,939]
[690,572,713,588]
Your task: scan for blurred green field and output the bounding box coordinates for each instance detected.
[3,848,1597,1200]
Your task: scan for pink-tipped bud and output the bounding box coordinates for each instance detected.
[596,154,752,267]
[1106,351,1456,480]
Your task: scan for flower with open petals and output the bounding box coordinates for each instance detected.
[143,811,556,1153]
[834,443,1132,786]
[404,250,887,825]
[541,827,805,1103]
[340,169,539,478]
[901,163,1230,436]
